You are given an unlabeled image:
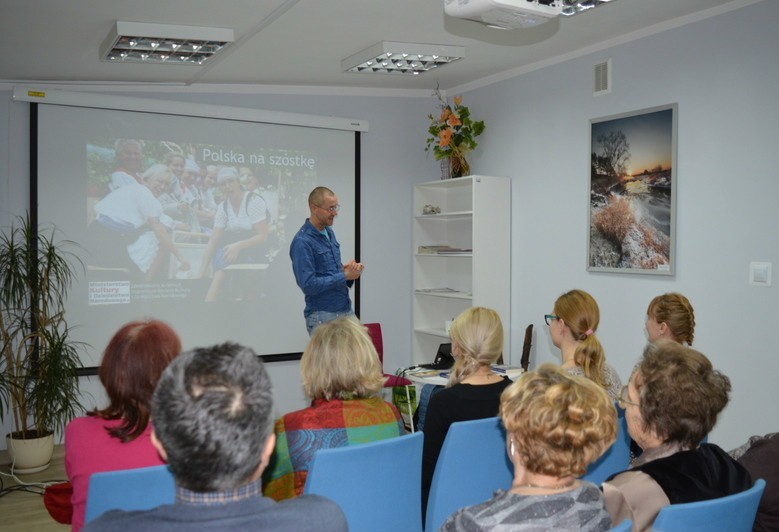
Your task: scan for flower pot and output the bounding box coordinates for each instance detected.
[5,431,54,474]
[440,156,470,180]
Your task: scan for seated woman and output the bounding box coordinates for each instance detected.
[422,307,513,516]
[441,364,617,531]
[65,319,182,531]
[262,317,405,500]
[603,340,752,531]
[645,292,695,345]
[546,289,622,400]
[196,166,268,301]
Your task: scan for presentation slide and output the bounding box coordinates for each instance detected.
[35,103,358,368]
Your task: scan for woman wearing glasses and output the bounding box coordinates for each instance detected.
[545,289,622,400]
[603,341,751,531]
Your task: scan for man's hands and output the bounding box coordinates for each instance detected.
[343,259,364,281]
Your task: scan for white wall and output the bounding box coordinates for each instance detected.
[466,0,779,448]
[2,0,777,450]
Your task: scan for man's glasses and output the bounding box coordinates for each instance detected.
[544,314,559,326]
[617,385,639,409]
[316,204,340,213]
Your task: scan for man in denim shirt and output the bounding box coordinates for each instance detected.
[290,186,364,335]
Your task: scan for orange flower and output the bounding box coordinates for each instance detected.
[438,128,452,147]
[447,113,462,128]
[440,107,451,122]
[453,96,462,106]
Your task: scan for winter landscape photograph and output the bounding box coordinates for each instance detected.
[588,105,676,274]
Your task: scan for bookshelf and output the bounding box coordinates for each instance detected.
[412,175,511,364]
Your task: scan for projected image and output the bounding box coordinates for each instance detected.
[85,138,316,304]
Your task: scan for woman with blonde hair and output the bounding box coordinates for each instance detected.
[262,317,404,500]
[546,289,622,400]
[421,307,513,517]
[645,292,695,345]
[441,364,617,531]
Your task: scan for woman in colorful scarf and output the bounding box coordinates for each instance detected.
[262,317,405,500]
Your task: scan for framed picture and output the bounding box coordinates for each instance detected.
[587,104,677,275]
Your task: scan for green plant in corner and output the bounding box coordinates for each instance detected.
[0,214,86,444]
[424,88,485,178]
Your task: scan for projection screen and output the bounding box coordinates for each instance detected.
[21,89,365,370]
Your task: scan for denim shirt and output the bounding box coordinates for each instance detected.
[290,219,353,317]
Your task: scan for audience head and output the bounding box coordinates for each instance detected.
[95,319,181,442]
[151,343,275,492]
[623,340,730,450]
[501,364,617,478]
[448,306,504,386]
[646,292,695,345]
[550,289,606,386]
[301,317,384,401]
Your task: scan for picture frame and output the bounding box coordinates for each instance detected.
[587,104,677,275]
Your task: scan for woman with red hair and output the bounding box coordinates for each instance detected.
[65,319,182,531]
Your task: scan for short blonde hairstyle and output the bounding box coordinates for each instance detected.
[448,307,503,386]
[500,364,617,477]
[300,317,384,400]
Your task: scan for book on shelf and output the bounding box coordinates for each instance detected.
[416,287,459,293]
[417,245,472,254]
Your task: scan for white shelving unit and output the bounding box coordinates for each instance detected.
[412,175,511,364]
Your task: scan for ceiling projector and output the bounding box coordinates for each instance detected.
[444,0,562,29]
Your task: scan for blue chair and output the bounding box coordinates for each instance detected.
[304,432,424,532]
[85,464,175,523]
[425,417,513,531]
[581,406,631,485]
[651,478,765,532]
[609,519,633,531]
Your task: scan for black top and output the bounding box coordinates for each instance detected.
[737,434,779,532]
[420,377,512,517]
[632,443,752,504]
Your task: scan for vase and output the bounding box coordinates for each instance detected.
[5,431,55,474]
[440,155,470,180]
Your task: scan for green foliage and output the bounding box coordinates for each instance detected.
[424,89,485,161]
[0,214,86,439]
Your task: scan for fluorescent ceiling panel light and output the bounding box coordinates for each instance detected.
[342,41,465,76]
[100,21,235,65]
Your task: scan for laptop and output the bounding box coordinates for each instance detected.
[418,343,454,370]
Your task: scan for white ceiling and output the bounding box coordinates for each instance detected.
[0,0,755,92]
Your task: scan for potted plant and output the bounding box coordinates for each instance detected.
[425,88,486,179]
[0,214,85,473]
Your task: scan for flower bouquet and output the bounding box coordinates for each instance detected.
[425,89,485,179]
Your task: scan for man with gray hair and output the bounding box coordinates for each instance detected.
[85,343,347,531]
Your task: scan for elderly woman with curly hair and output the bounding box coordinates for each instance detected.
[262,317,405,501]
[603,341,752,531]
[440,364,617,531]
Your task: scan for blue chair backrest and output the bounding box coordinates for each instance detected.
[652,478,765,532]
[581,405,631,485]
[304,432,424,532]
[425,417,513,531]
[85,464,175,523]
[609,519,633,531]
